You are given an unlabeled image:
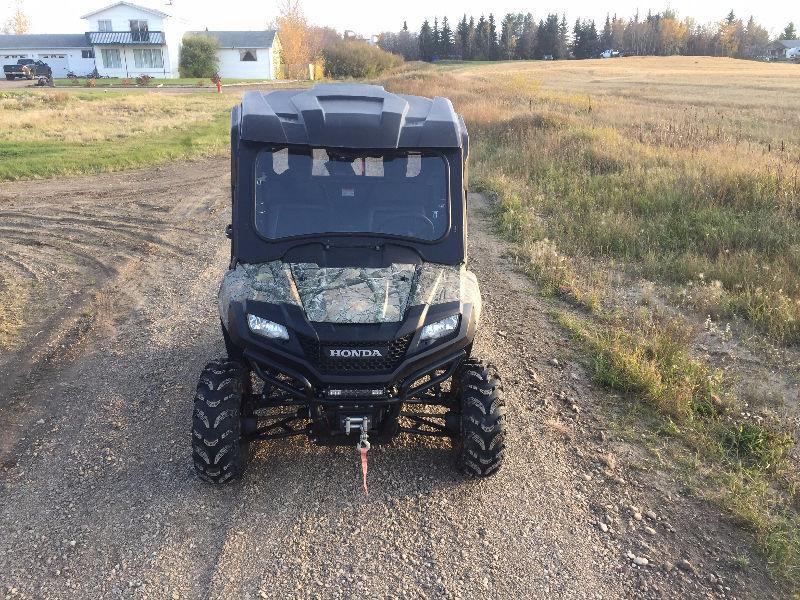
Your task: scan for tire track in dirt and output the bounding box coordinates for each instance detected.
[0,160,225,410]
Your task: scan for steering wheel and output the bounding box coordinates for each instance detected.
[379,214,436,239]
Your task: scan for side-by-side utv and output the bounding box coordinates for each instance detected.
[192,83,505,484]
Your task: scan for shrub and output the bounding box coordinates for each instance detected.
[136,74,152,86]
[85,78,96,88]
[180,34,220,78]
[322,41,402,79]
[121,78,131,87]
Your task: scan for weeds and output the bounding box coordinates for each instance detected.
[384,60,800,343]
[557,310,799,585]
[381,59,800,588]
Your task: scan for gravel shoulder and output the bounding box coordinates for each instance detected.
[0,160,783,599]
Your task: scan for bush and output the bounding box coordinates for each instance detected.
[322,41,402,79]
[179,34,220,78]
[136,74,153,86]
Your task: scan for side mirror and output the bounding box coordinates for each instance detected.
[225,224,233,239]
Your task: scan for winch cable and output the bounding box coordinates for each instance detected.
[357,429,370,496]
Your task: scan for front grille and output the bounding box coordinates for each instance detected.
[297,333,414,374]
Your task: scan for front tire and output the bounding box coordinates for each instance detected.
[452,360,505,477]
[192,359,246,483]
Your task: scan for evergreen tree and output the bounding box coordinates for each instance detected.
[536,14,560,58]
[432,17,440,59]
[440,16,454,57]
[488,13,499,59]
[517,12,536,59]
[572,19,599,58]
[557,13,570,58]
[402,20,408,32]
[743,15,769,57]
[457,14,470,59]
[499,14,518,59]
[475,15,488,60]
[601,14,612,49]
[418,19,434,61]
[782,22,796,39]
[468,16,476,58]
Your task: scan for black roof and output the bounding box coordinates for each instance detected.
[237,84,467,149]
[188,30,277,49]
[0,33,90,49]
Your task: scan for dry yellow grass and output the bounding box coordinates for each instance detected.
[385,56,800,586]
[0,90,233,144]
[386,57,800,342]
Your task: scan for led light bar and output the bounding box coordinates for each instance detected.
[325,387,387,399]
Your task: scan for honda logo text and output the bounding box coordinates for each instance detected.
[327,349,384,358]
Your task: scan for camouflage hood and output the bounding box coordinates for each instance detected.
[218,261,481,326]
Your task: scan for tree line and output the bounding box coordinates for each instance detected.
[378,12,796,61]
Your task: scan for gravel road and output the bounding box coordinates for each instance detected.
[0,159,783,599]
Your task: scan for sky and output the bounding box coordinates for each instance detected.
[8,0,798,39]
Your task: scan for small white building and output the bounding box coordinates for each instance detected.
[0,1,282,80]
[189,31,281,80]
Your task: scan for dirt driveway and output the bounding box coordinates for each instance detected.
[0,160,784,599]
[0,78,39,89]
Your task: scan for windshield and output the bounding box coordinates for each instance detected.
[254,148,449,241]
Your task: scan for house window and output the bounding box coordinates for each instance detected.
[133,48,163,69]
[130,19,149,41]
[101,48,122,68]
[98,19,112,32]
[240,49,257,61]
[82,49,95,59]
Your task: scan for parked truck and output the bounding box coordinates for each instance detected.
[3,59,52,80]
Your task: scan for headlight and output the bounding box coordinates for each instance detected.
[247,314,289,340]
[420,314,460,341]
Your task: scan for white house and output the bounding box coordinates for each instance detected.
[0,1,282,80]
[80,1,184,78]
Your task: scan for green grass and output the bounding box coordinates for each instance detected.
[0,89,232,180]
[0,110,229,180]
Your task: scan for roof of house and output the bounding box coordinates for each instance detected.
[0,33,90,49]
[236,84,467,150]
[771,39,800,48]
[81,1,171,19]
[188,30,277,49]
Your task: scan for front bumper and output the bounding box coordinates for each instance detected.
[225,298,477,399]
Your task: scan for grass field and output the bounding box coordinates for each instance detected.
[382,56,800,587]
[0,90,234,180]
